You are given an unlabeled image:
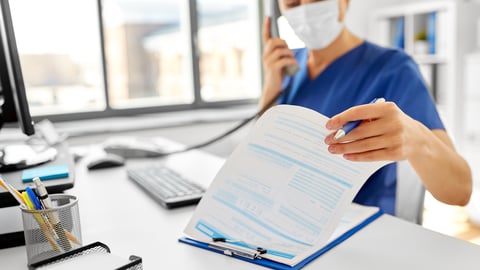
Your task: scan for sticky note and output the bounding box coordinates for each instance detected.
[22,164,69,183]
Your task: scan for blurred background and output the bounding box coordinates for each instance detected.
[7,0,480,244]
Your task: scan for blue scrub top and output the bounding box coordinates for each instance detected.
[278,41,444,215]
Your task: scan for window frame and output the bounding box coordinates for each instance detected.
[27,0,264,123]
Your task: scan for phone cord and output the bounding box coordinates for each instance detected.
[163,76,294,156]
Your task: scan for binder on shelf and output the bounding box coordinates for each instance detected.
[393,17,405,49]
[28,242,142,270]
[427,12,436,54]
[179,105,389,269]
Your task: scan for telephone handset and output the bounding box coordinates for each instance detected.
[270,0,299,75]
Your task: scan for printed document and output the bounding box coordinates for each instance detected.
[183,105,388,266]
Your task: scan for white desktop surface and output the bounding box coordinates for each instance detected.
[1,147,480,269]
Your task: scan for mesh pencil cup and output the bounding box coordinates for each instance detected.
[20,194,82,265]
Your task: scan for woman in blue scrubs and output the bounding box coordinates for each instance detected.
[261,0,472,215]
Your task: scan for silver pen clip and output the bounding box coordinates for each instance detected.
[209,238,267,260]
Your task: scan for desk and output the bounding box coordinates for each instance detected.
[0,142,75,207]
[1,148,479,269]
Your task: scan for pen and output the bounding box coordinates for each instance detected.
[2,180,61,250]
[33,177,73,251]
[211,237,267,259]
[209,241,264,260]
[334,98,386,140]
[25,187,43,210]
[26,188,65,250]
[22,191,61,251]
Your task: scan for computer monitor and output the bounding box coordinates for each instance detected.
[0,0,58,172]
[0,0,35,136]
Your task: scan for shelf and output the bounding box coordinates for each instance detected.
[369,0,480,147]
[372,1,452,19]
[413,54,447,65]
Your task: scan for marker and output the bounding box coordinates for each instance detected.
[334,98,386,140]
[33,177,54,212]
[22,191,61,251]
[33,177,72,251]
[0,178,75,248]
[25,186,43,210]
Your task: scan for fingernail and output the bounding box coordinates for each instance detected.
[328,146,336,153]
[326,121,333,130]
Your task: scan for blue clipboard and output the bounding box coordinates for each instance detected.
[179,210,383,270]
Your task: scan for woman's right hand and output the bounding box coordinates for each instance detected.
[260,17,298,111]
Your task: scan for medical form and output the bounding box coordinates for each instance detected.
[183,105,388,266]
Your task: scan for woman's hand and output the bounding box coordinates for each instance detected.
[324,101,423,162]
[324,100,472,205]
[260,17,298,111]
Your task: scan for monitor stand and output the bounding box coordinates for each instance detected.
[0,143,58,172]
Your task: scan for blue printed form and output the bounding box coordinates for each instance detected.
[183,105,388,267]
[22,164,69,183]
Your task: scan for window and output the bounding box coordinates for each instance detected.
[197,0,261,101]
[103,0,194,108]
[9,0,262,119]
[10,0,105,116]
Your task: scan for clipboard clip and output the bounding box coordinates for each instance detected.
[209,237,267,260]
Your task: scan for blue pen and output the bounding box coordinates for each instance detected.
[26,186,69,251]
[25,186,43,210]
[334,98,386,140]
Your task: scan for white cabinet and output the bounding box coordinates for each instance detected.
[369,0,480,145]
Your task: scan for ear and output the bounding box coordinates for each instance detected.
[338,0,350,22]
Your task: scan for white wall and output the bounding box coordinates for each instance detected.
[346,0,403,38]
[277,0,423,47]
[279,0,406,48]
[277,0,469,41]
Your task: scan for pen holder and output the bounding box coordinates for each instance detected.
[20,194,82,265]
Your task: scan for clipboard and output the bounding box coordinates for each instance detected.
[179,209,383,270]
[180,105,390,269]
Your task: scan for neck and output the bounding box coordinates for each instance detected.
[307,28,363,78]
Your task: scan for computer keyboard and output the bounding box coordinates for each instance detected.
[127,166,205,209]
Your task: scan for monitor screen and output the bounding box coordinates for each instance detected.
[0,0,34,136]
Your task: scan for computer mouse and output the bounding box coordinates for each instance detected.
[86,153,125,170]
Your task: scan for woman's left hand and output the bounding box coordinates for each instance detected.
[324,101,423,162]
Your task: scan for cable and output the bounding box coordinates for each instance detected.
[161,77,294,156]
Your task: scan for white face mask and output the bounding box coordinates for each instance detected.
[283,0,344,50]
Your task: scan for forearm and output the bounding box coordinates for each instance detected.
[408,125,472,206]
